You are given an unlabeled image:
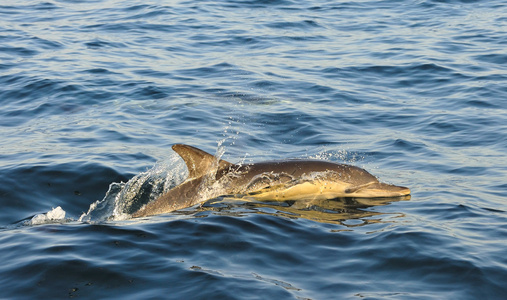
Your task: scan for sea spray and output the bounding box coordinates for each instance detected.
[79,155,187,222]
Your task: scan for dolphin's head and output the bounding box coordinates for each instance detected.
[345,182,411,198]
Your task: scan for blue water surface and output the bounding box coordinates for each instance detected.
[1,0,506,299]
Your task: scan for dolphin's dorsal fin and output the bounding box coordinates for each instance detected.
[172,144,233,179]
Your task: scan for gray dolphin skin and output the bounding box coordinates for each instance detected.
[132,144,410,218]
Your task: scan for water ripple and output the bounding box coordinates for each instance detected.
[1,0,507,298]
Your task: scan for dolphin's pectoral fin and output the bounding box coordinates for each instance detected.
[172,144,233,179]
[344,182,376,194]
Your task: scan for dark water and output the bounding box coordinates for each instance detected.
[1,0,507,298]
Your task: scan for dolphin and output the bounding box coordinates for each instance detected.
[132,144,410,218]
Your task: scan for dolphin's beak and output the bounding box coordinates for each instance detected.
[351,182,411,198]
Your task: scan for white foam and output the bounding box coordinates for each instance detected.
[29,206,66,225]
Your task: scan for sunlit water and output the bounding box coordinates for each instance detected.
[1,0,506,299]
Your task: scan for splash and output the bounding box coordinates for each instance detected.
[79,155,187,223]
[309,148,363,164]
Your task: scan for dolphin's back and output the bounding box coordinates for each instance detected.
[228,160,378,185]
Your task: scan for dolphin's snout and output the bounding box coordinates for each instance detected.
[351,182,411,198]
[374,183,411,197]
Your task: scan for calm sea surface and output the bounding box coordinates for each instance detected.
[1,0,506,299]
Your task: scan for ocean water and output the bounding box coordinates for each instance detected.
[1,0,506,298]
